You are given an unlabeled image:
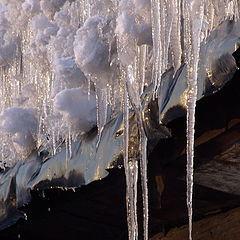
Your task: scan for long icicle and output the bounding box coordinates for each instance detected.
[138,112,148,240]
[126,59,149,240]
[123,72,138,240]
[138,45,149,240]
[183,1,205,239]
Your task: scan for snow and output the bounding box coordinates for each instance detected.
[52,56,87,95]
[73,15,114,88]
[22,0,40,14]
[0,107,37,136]
[0,38,18,67]
[53,87,97,134]
[40,0,67,20]
[0,107,38,165]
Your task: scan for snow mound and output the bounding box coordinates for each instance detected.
[0,107,38,163]
[74,15,115,88]
[53,87,97,134]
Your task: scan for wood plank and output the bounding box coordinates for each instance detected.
[161,123,240,195]
[149,176,240,228]
[195,142,240,195]
[151,207,240,240]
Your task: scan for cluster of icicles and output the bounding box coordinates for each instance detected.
[0,0,239,239]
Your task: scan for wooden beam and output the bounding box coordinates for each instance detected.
[161,123,240,196]
[151,207,240,240]
[195,142,240,195]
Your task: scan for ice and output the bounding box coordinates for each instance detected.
[182,1,205,239]
[123,83,139,240]
[139,123,148,240]
[128,159,139,240]
[169,0,182,74]
[0,0,239,239]
[116,0,150,233]
[95,87,108,145]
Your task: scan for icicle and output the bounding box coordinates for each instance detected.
[95,87,108,148]
[128,159,139,240]
[123,77,138,240]
[68,126,72,159]
[137,47,149,240]
[65,131,69,169]
[150,0,174,98]
[123,80,131,239]
[126,64,139,109]
[183,1,205,239]
[52,128,57,155]
[233,0,240,20]
[125,54,149,239]
[150,0,162,97]
[162,0,172,72]
[170,0,182,73]
[87,76,91,100]
[138,112,148,240]
[139,45,147,93]
[183,1,194,238]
